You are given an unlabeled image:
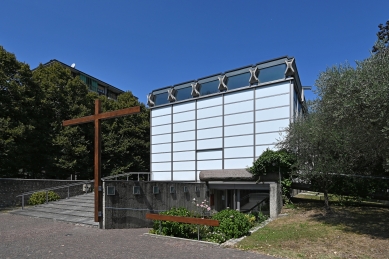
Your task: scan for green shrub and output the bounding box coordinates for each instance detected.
[207,209,252,243]
[151,207,198,238]
[28,191,61,205]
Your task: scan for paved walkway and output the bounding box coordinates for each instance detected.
[0,213,277,259]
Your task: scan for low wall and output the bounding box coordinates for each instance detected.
[103,181,208,229]
[0,178,87,208]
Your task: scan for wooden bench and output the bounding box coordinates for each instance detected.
[146,213,219,240]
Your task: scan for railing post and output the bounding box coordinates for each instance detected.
[197,225,200,240]
[127,175,129,181]
[138,174,140,181]
[68,186,70,199]
[46,191,48,204]
[22,195,24,210]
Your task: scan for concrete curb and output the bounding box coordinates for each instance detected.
[143,233,220,246]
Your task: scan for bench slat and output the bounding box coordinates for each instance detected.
[146,213,219,226]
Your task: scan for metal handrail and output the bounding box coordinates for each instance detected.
[17,171,151,209]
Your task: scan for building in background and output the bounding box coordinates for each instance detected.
[38,59,125,100]
[146,56,308,217]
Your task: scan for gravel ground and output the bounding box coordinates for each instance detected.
[0,213,277,259]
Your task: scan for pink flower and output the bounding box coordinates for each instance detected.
[207,207,211,211]
[197,204,199,206]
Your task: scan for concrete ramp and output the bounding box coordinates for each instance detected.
[10,193,98,227]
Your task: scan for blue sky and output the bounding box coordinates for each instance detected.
[1,0,388,102]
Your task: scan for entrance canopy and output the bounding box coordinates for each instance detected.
[199,169,254,182]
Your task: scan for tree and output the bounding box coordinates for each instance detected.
[0,46,43,178]
[372,20,389,52]
[281,22,389,210]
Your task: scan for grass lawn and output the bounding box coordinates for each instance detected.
[236,196,389,259]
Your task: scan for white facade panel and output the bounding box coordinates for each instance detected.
[173,110,195,123]
[152,153,171,163]
[152,124,171,135]
[256,132,284,145]
[197,150,222,160]
[224,112,253,126]
[173,161,195,171]
[255,106,289,121]
[197,116,222,129]
[197,160,222,170]
[197,96,222,109]
[197,138,222,149]
[152,106,171,118]
[173,151,195,161]
[173,101,195,113]
[173,121,195,133]
[224,135,253,147]
[224,100,253,115]
[255,94,289,110]
[197,105,222,119]
[173,141,195,151]
[173,131,195,142]
[224,123,254,137]
[224,89,253,103]
[224,146,253,158]
[152,172,171,181]
[256,82,289,98]
[173,171,196,181]
[152,162,171,171]
[152,114,171,126]
[152,143,171,153]
[255,145,275,157]
[224,158,253,169]
[197,127,222,140]
[256,119,289,133]
[152,133,171,144]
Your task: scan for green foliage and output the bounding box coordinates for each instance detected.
[28,191,60,205]
[209,209,252,242]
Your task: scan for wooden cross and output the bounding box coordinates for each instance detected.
[63,99,141,222]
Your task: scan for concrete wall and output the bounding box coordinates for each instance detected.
[0,178,87,208]
[103,181,208,229]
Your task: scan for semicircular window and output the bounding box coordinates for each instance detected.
[259,64,286,83]
[226,72,250,90]
[154,92,169,106]
[200,80,219,96]
[175,86,192,101]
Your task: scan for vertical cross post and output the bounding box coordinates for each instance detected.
[94,99,102,222]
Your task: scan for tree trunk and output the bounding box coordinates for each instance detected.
[323,189,331,212]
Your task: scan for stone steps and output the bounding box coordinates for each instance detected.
[10,192,98,227]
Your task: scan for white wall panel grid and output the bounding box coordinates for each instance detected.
[224,112,253,126]
[224,89,253,103]
[152,106,171,118]
[173,130,195,142]
[256,119,289,134]
[152,114,171,126]
[224,135,253,147]
[197,160,222,170]
[224,146,253,158]
[173,101,195,113]
[197,150,223,160]
[173,151,196,161]
[173,171,196,181]
[152,133,171,144]
[197,105,222,119]
[197,116,222,129]
[152,162,171,171]
[173,110,195,123]
[152,153,171,163]
[152,143,172,153]
[224,158,254,169]
[173,141,195,151]
[224,123,254,137]
[197,138,223,149]
[197,127,222,140]
[197,96,223,109]
[255,106,289,121]
[152,172,171,181]
[256,132,285,145]
[255,82,289,98]
[173,121,196,133]
[224,100,253,115]
[255,94,289,110]
[255,145,275,158]
[152,124,171,136]
[173,161,195,171]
